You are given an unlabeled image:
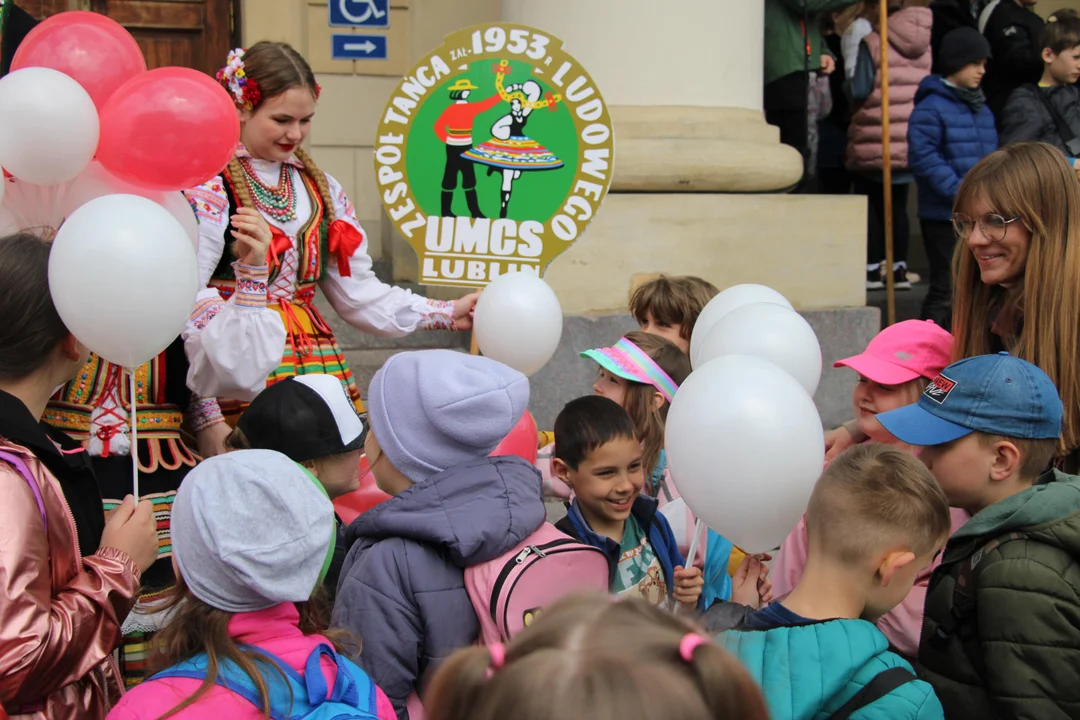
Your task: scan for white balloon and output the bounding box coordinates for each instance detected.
[63,161,161,217]
[474,272,563,376]
[697,302,823,395]
[48,194,199,367]
[0,67,99,186]
[690,284,793,368]
[159,192,200,250]
[665,355,825,552]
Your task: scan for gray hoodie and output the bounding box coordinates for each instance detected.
[332,455,545,719]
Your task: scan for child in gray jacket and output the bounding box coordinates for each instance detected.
[331,350,546,720]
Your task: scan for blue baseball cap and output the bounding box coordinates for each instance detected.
[876,352,1063,446]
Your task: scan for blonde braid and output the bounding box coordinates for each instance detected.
[225,158,255,259]
[293,147,336,223]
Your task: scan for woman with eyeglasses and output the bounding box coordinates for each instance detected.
[827,141,1080,470]
[949,142,1080,468]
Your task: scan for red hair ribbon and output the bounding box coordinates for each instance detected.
[328,219,364,277]
[266,226,292,268]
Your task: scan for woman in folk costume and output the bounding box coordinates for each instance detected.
[43,202,283,686]
[185,42,479,432]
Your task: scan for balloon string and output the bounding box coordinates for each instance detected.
[685,518,705,572]
[129,367,139,502]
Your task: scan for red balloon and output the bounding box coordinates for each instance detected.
[333,455,392,525]
[12,11,146,111]
[491,410,540,465]
[97,67,240,192]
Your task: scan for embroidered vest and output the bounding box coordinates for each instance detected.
[211,168,330,301]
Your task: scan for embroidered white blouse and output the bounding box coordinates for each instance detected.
[181,148,455,408]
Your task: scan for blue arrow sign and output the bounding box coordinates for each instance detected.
[330,0,389,28]
[332,34,388,60]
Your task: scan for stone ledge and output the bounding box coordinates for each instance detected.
[612,137,803,193]
[525,307,881,433]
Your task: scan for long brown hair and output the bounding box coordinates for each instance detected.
[150,575,355,719]
[426,593,768,720]
[0,232,71,381]
[225,42,338,238]
[618,331,691,485]
[952,142,1080,456]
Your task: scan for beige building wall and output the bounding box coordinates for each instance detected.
[242,0,866,313]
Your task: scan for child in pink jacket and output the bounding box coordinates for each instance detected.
[773,319,969,658]
[106,451,395,720]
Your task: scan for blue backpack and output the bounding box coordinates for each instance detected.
[151,643,379,720]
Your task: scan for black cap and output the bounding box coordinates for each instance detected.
[236,375,367,462]
[938,27,992,78]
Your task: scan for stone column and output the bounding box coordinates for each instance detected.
[502,0,803,193]
[502,0,874,432]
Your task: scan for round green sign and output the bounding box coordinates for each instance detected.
[374,23,615,288]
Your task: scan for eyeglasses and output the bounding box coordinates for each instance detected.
[951,212,1022,242]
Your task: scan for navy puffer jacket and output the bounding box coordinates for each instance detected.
[908,74,998,221]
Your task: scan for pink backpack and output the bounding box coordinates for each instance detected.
[465,522,609,644]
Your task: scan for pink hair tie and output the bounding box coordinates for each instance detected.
[679,633,708,662]
[486,643,506,679]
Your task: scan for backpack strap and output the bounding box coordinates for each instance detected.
[829,667,916,720]
[0,450,48,534]
[151,644,377,719]
[930,531,1027,672]
[1033,85,1080,156]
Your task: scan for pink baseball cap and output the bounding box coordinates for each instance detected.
[833,319,953,386]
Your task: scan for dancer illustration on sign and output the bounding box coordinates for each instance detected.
[466,66,564,219]
[432,78,504,218]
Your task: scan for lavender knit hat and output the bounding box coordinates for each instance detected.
[366,349,530,484]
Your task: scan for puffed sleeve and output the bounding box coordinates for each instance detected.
[318,173,457,338]
[180,179,287,402]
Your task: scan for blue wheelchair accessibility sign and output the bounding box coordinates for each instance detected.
[329,0,390,28]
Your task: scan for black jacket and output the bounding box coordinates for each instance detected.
[981,0,1045,123]
[1000,83,1080,157]
[0,3,39,77]
[0,389,105,557]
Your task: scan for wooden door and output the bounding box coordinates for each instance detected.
[89,0,239,76]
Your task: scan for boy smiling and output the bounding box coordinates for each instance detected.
[551,396,703,609]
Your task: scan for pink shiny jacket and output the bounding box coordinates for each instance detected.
[106,603,396,720]
[0,439,140,720]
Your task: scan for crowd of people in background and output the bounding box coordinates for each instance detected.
[766,0,1080,325]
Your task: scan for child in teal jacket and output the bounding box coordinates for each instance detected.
[718,444,948,719]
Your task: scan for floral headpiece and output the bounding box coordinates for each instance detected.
[217,48,261,111]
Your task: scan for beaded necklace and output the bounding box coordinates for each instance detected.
[238,157,297,222]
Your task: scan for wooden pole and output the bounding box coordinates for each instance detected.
[879,0,896,326]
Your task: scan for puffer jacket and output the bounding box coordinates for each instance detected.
[848,7,933,172]
[908,74,998,221]
[720,617,943,719]
[0,438,140,720]
[1000,83,1080,159]
[919,469,1080,719]
[332,456,546,720]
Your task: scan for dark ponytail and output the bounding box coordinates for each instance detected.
[0,232,71,381]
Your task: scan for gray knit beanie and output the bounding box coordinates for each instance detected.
[172,450,336,612]
[366,349,530,484]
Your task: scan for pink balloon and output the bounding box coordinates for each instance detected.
[12,11,146,112]
[97,67,240,192]
[490,410,540,465]
[332,455,391,525]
